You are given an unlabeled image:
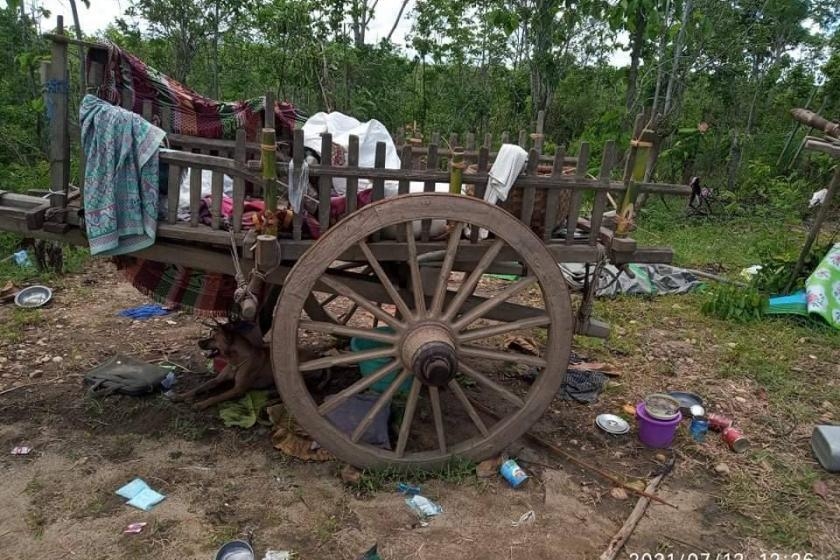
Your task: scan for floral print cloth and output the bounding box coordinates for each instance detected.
[806,243,840,329]
[81,94,165,256]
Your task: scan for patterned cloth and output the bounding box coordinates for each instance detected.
[80,94,166,256]
[90,43,305,140]
[806,243,840,329]
[116,258,239,317]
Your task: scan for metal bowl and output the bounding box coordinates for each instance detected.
[14,285,53,308]
[214,540,255,560]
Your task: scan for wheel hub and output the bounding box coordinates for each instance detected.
[401,323,457,387]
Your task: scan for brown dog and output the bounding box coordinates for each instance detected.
[173,321,275,410]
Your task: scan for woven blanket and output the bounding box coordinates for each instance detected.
[90,43,305,140]
[80,94,166,256]
[116,258,238,318]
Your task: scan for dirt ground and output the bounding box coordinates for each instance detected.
[0,259,817,559]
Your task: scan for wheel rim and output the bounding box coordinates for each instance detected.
[272,193,572,469]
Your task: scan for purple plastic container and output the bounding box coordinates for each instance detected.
[636,402,682,448]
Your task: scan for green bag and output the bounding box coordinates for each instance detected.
[83,354,169,397]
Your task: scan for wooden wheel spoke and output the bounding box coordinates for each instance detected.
[442,239,505,321]
[320,274,404,330]
[430,222,465,316]
[428,386,447,453]
[358,241,413,320]
[448,379,489,436]
[350,369,412,443]
[452,276,538,331]
[317,359,401,416]
[458,362,525,408]
[338,303,358,325]
[460,345,546,367]
[299,321,397,343]
[318,293,340,307]
[459,315,551,343]
[299,346,395,372]
[395,377,422,457]
[405,222,427,317]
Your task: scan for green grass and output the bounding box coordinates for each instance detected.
[0,306,46,345]
[347,456,479,497]
[0,232,90,285]
[635,202,804,271]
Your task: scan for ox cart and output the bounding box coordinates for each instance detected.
[0,21,690,469]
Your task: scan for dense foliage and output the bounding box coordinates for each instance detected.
[0,0,838,217]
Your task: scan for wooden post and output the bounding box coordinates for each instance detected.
[233,129,246,232]
[396,144,412,242]
[421,137,439,241]
[46,16,70,225]
[544,146,565,242]
[261,127,278,236]
[292,129,304,240]
[318,133,332,232]
[591,141,615,239]
[533,110,545,154]
[346,135,360,213]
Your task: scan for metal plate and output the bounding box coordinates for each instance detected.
[668,391,704,417]
[596,413,631,435]
[14,285,52,308]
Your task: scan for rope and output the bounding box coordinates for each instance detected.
[229,229,249,304]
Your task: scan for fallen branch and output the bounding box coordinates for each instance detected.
[600,456,676,560]
[681,267,747,287]
[471,400,678,509]
[0,382,45,397]
[522,429,678,509]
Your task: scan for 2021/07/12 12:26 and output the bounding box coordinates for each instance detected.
[628,555,816,560]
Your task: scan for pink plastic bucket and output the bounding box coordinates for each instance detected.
[636,402,681,448]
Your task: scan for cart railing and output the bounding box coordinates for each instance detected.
[31,21,688,267]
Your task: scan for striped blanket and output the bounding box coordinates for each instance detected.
[90,43,305,140]
[88,43,302,316]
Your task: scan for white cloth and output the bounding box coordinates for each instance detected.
[302,111,401,195]
[485,144,528,204]
[810,188,828,208]
[176,169,233,222]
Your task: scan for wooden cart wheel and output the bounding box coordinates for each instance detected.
[272,193,572,469]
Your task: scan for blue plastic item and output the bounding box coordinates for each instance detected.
[12,250,32,267]
[689,417,710,442]
[118,303,171,320]
[115,478,166,511]
[500,459,529,487]
[396,482,421,496]
[350,327,411,394]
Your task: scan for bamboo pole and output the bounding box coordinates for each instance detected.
[261,128,278,236]
[449,147,464,194]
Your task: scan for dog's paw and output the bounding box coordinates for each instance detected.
[192,400,212,411]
